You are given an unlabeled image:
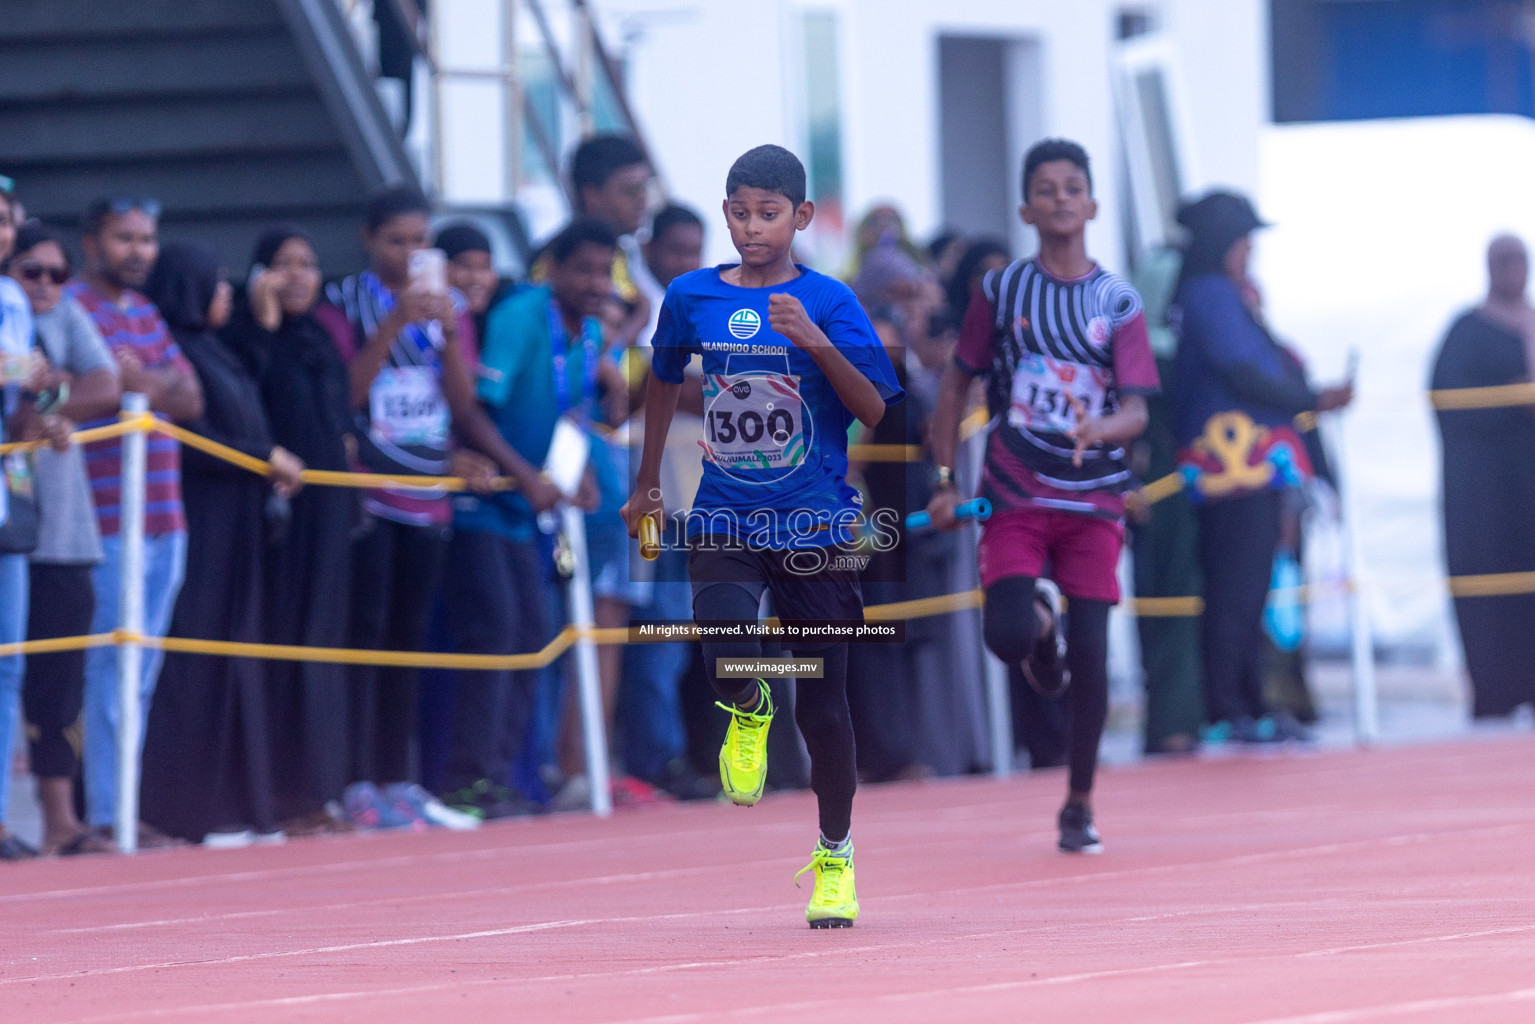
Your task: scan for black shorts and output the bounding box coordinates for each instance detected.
[688,540,864,640]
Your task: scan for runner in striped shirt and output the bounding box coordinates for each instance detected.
[927,140,1158,856]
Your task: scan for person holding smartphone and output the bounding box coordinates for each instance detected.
[316,186,560,823]
[1170,190,1352,746]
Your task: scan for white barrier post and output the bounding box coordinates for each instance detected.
[984,651,1013,778]
[561,504,612,817]
[1328,413,1378,746]
[115,393,149,854]
[961,425,1012,777]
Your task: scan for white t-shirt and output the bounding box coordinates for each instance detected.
[0,276,32,359]
[0,277,35,530]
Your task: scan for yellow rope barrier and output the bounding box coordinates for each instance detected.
[863,588,985,621]
[1,385,1526,670]
[1428,380,1535,411]
[0,416,149,456]
[0,632,120,659]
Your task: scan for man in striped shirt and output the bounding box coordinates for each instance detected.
[67,196,203,844]
[927,139,1157,857]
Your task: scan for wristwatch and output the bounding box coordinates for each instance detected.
[930,465,955,490]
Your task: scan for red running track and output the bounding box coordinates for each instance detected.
[4,734,1534,1023]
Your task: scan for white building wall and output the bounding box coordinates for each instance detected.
[1157,0,1268,196]
[584,0,1199,270]
[432,1,1268,270]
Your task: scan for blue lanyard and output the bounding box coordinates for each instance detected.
[547,299,601,420]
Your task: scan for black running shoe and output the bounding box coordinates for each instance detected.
[651,758,722,801]
[445,779,539,821]
[1057,802,1103,854]
[1022,579,1069,697]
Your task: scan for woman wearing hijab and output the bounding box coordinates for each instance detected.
[1431,235,1535,717]
[1171,191,1351,744]
[139,242,304,844]
[228,226,360,832]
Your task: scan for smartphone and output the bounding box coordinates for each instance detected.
[408,248,447,295]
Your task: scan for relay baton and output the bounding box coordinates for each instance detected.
[639,513,661,561]
[906,497,992,532]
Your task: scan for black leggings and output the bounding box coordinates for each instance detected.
[349,518,449,784]
[1197,491,1281,724]
[695,582,856,842]
[983,576,1110,796]
[24,563,95,778]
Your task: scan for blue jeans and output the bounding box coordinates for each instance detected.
[619,546,692,781]
[83,531,187,827]
[0,554,29,826]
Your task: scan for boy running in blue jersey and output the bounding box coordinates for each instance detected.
[622,145,902,928]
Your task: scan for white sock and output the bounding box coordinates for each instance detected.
[819,832,851,855]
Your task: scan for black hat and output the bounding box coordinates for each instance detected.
[1176,190,1269,248]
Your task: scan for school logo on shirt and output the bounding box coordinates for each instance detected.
[728,308,761,339]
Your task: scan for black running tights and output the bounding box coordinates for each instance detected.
[695,583,856,842]
[983,576,1111,795]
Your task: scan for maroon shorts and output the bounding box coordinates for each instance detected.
[976,507,1124,603]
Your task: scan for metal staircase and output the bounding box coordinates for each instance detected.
[0,0,654,274]
[0,0,417,272]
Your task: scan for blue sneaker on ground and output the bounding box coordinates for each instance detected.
[343,781,424,830]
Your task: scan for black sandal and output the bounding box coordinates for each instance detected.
[55,829,114,857]
[0,834,40,861]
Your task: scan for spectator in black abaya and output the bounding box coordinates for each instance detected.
[1431,234,1535,717]
[140,242,304,844]
[227,226,360,832]
[1170,192,1351,745]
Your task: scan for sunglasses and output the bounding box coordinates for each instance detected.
[101,197,162,219]
[16,262,69,286]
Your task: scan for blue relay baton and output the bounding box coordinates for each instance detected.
[906,497,992,532]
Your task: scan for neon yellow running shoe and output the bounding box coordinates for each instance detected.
[715,680,773,806]
[795,839,858,928]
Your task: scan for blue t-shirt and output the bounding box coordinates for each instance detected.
[454,284,608,542]
[1171,272,1312,448]
[651,265,903,548]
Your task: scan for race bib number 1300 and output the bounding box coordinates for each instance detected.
[702,372,806,481]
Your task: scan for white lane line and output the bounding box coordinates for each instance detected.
[7,760,1528,907]
[36,908,1535,1023]
[53,934,898,1024]
[1297,922,1535,958]
[2,805,1033,907]
[19,816,1532,941]
[1237,986,1535,1023]
[9,820,1533,984]
[599,933,1535,1024]
[41,862,784,935]
[3,903,804,988]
